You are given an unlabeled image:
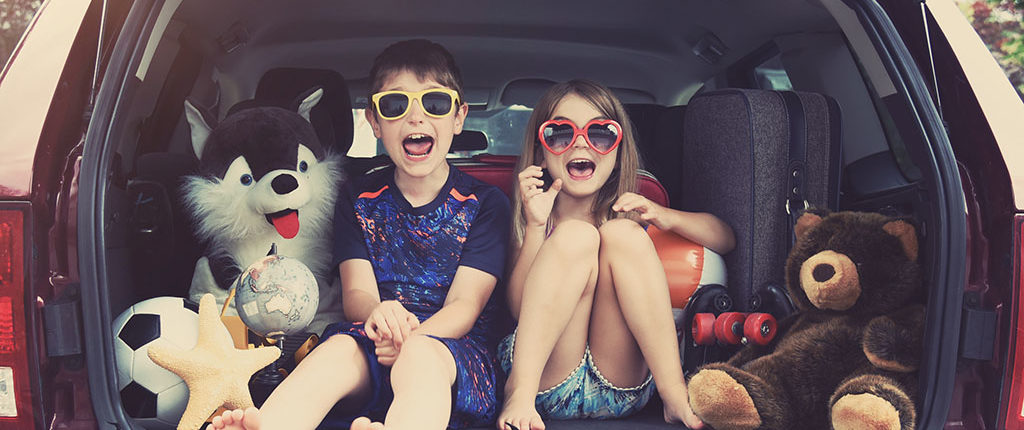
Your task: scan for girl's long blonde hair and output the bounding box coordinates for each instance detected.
[511,79,641,247]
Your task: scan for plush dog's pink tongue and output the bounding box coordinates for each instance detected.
[271,212,300,239]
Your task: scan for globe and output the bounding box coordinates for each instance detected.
[234,254,319,337]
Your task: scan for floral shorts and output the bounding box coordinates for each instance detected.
[498,331,655,420]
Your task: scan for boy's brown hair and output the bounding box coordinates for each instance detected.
[368,39,465,103]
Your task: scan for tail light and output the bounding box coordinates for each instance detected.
[1003,215,1024,429]
[0,206,36,429]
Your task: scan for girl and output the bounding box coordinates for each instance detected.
[497,79,734,430]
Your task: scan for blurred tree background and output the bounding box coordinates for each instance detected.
[958,0,1024,95]
[0,0,41,69]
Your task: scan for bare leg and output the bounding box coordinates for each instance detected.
[590,219,703,428]
[210,334,373,430]
[378,335,458,429]
[498,220,600,430]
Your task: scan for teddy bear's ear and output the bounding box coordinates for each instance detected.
[296,87,324,123]
[883,220,919,262]
[794,212,823,240]
[184,99,213,160]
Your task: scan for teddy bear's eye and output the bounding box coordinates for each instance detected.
[240,174,253,186]
[299,161,309,173]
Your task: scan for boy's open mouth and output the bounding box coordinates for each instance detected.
[266,209,300,239]
[403,133,434,159]
[566,159,596,180]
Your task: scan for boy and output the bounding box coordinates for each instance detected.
[211,39,510,430]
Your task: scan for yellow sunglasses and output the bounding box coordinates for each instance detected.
[370,88,461,120]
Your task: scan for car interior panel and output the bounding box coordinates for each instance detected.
[76,0,973,427]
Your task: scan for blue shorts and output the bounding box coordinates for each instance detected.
[316,321,500,429]
[498,330,655,420]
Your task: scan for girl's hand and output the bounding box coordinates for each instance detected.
[518,165,562,228]
[613,192,667,230]
[364,300,420,347]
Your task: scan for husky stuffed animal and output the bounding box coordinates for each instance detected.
[183,88,344,333]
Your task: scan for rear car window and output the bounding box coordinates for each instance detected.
[347,105,533,158]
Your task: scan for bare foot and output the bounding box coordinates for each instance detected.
[661,386,705,429]
[210,407,261,430]
[496,391,544,430]
[351,416,386,430]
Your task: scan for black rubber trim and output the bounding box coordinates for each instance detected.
[78,0,160,427]
[842,1,968,429]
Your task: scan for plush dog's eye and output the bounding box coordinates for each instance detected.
[240,174,253,186]
[299,161,308,172]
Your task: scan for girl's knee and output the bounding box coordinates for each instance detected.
[548,220,600,255]
[599,219,650,250]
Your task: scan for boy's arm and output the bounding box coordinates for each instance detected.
[339,259,381,322]
[413,266,497,339]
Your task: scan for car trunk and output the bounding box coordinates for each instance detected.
[71,0,980,428]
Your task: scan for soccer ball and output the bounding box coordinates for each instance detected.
[112,296,200,429]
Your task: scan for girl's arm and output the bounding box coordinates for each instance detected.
[655,209,736,255]
[507,165,562,318]
[613,192,736,254]
[505,224,546,319]
[413,266,497,339]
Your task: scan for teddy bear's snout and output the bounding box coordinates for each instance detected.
[800,250,861,310]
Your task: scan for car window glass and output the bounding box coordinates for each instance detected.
[347,106,532,158]
[754,55,794,91]
[0,0,42,70]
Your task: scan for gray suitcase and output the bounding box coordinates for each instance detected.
[680,89,843,309]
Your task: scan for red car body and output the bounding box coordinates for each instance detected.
[0,0,1022,429]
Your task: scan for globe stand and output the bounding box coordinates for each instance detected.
[250,334,286,406]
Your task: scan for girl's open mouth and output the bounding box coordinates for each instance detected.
[403,133,434,159]
[566,159,596,180]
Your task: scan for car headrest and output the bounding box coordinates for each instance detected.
[451,130,488,152]
[255,68,354,155]
[500,78,556,107]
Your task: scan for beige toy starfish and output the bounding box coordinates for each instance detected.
[148,293,280,430]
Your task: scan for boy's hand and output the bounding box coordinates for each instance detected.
[365,300,420,348]
[613,192,667,230]
[518,165,562,228]
[374,337,400,367]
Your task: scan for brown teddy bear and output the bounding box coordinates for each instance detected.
[687,210,925,430]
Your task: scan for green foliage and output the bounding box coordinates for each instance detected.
[0,0,41,69]
[967,0,1024,93]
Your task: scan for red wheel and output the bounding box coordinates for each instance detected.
[691,313,717,345]
[714,312,746,345]
[743,313,777,346]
